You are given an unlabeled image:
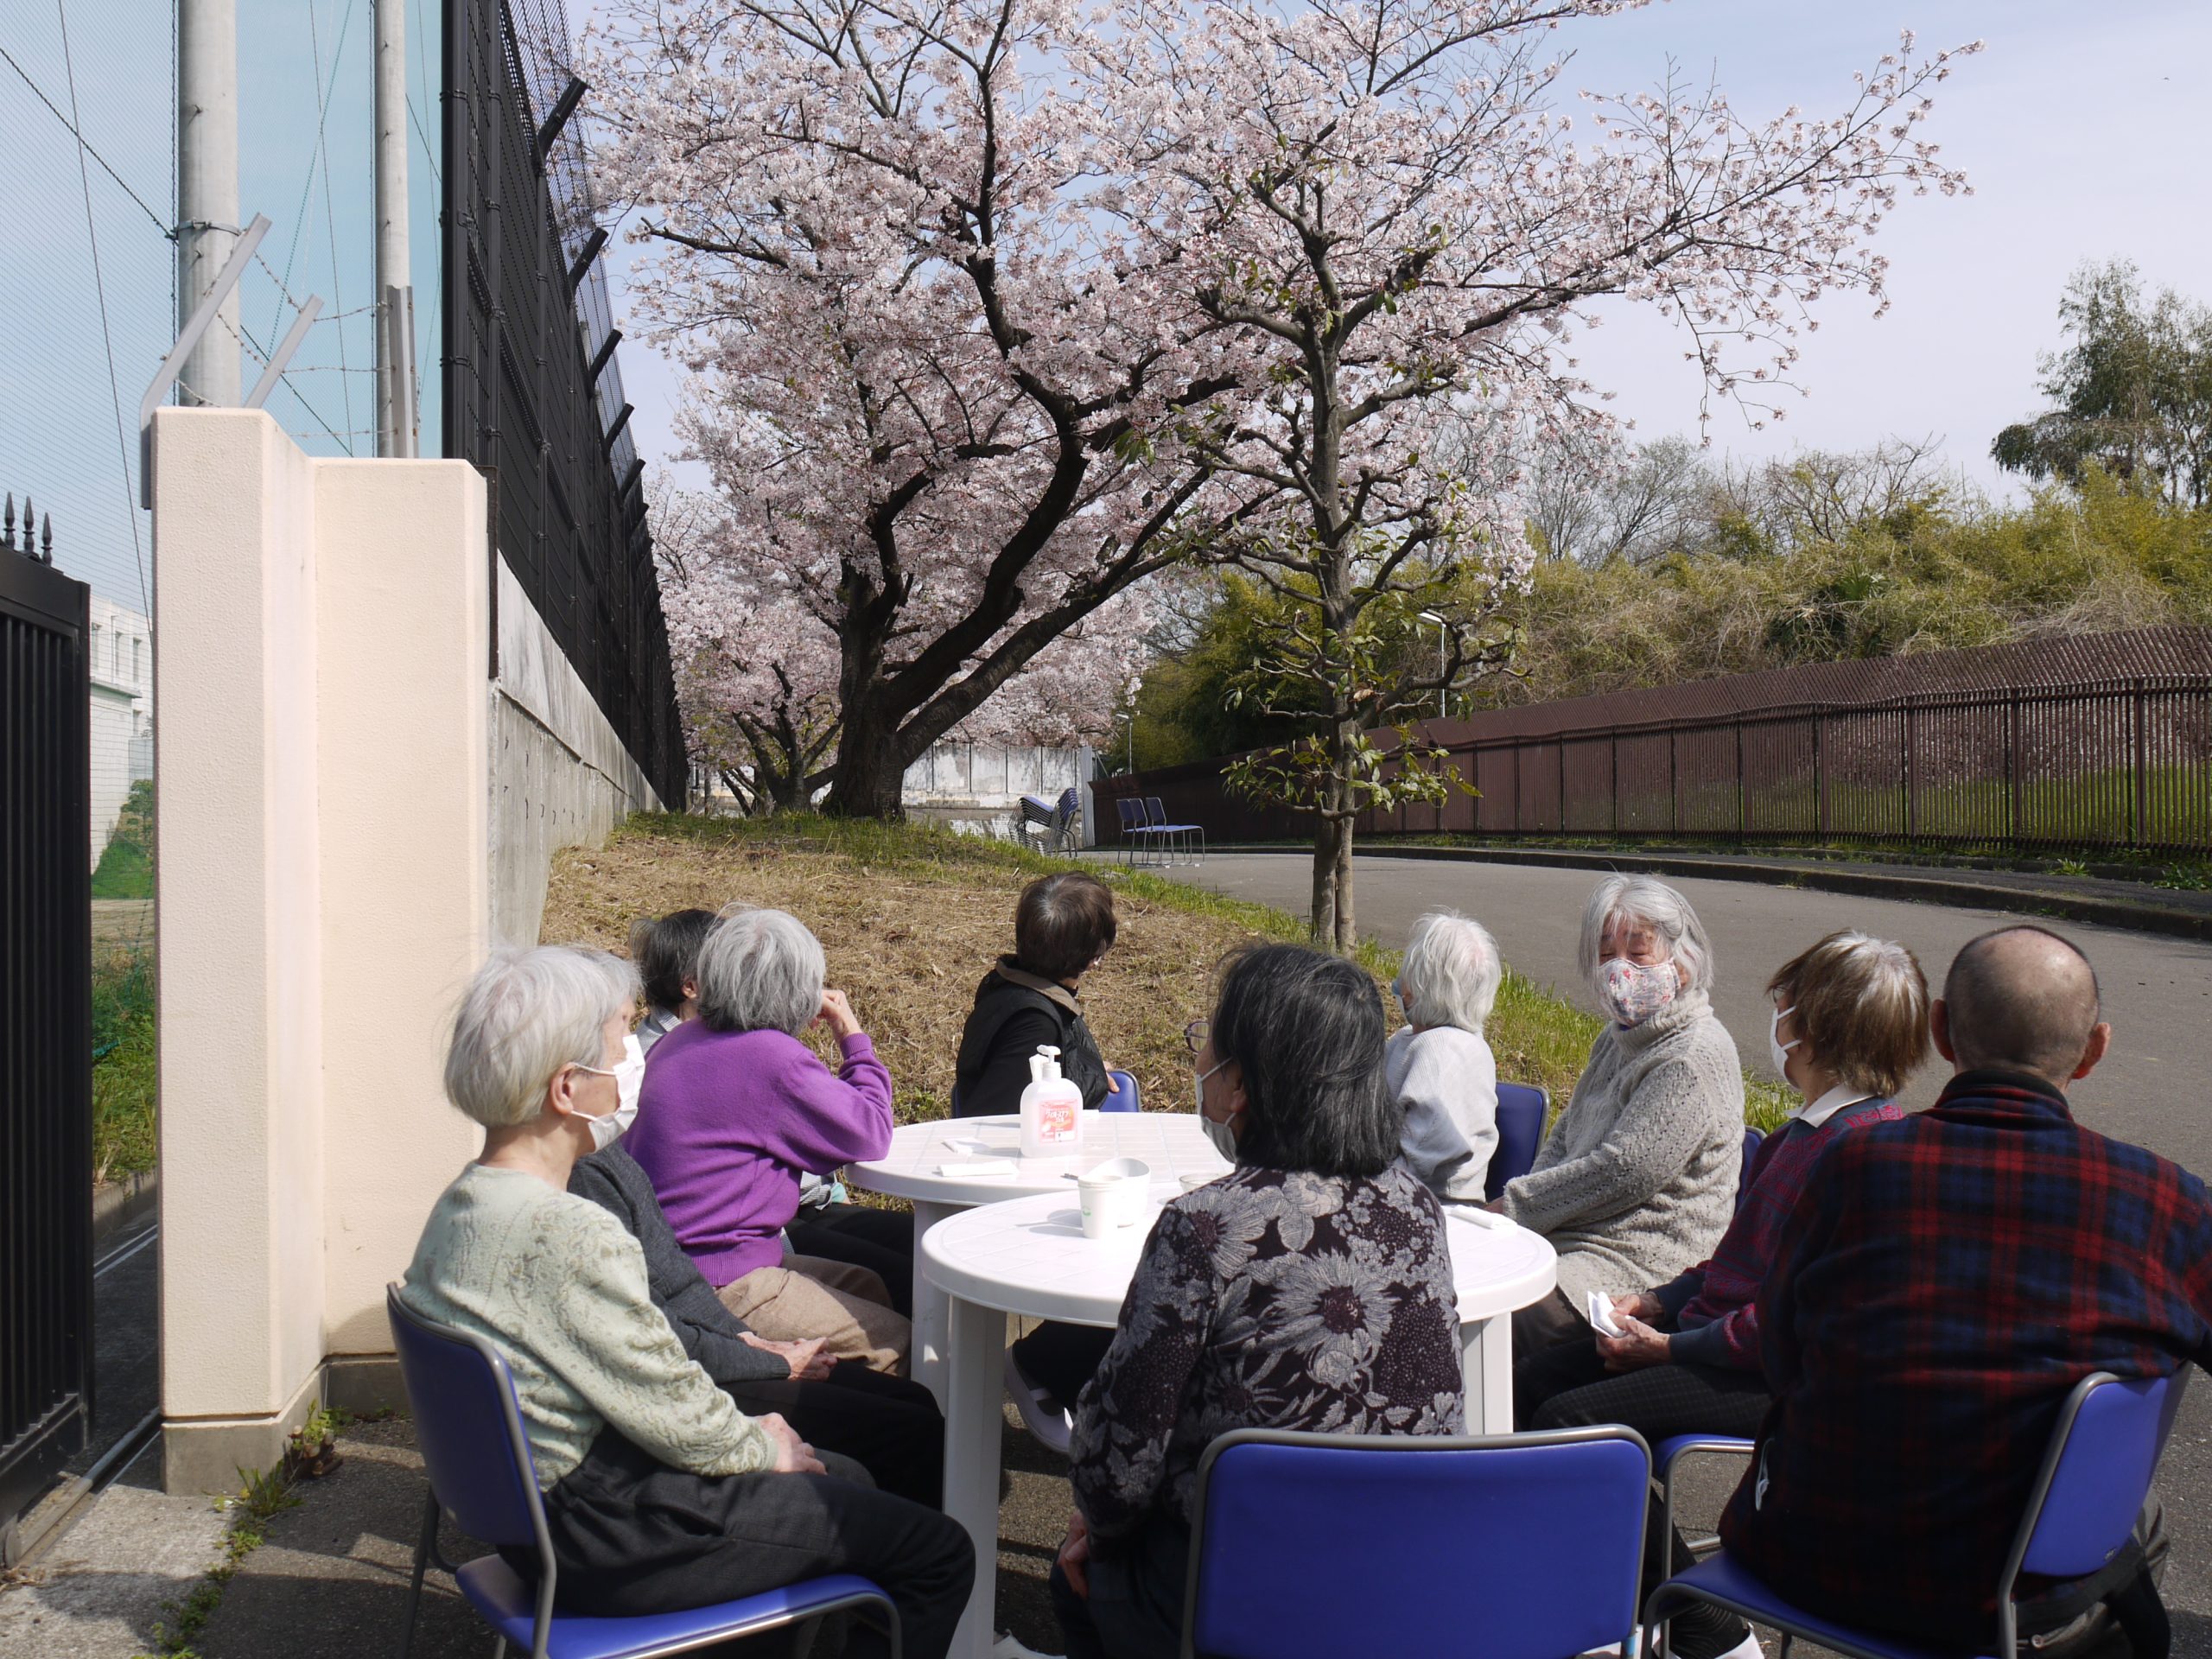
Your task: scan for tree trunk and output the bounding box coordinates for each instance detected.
[1333,815,1356,952]
[1309,817,1340,945]
[822,700,908,819]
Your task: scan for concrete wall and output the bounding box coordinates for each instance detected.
[153,410,489,1491]
[491,556,662,946]
[151,410,669,1490]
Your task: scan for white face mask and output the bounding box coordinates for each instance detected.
[1194,1058,1236,1160]
[1768,1005,1801,1079]
[573,1033,645,1151]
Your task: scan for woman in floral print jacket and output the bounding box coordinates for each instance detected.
[1052,944,1468,1659]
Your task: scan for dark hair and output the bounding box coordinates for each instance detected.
[1212,944,1398,1179]
[1014,872,1118,981]
[639,908,715,1013]
[1943,925,2102,1080]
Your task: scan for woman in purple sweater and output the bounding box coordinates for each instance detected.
[628,906,909,1374]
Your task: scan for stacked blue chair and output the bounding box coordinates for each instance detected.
[1113,797,1162,866]
[1485,1083,1548,1200]
[387,1285,902,1659]
[1645,1369,2187,1659]
[1184,1427,1652,1659]
[1143,797,1205,866]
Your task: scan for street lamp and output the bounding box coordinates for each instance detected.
[1417,610,1447,720]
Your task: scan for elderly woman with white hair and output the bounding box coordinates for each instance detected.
[626,906,911,1373]
[1495,875,1745,1352]
[398,946,972,1656]
[1387,911,1502,1202]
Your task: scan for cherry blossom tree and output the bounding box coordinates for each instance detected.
[591,0,1247,818]
[1068,1,1977,946]
[656,485,1148,812]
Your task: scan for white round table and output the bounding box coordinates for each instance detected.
[919,1187,1556,1659]
[847,1112,1231,1403]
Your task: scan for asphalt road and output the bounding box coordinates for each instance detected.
[1156,851,2212,1644]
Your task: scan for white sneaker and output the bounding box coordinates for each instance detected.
[989,1633,1063,1659]
[1713,1633,1764,1659]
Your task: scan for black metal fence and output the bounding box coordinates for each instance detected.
[1101,630,2212,856]
[443,0,686,805]
[0,501,93,1525]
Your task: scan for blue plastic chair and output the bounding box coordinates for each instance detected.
[1183,1426,1652,1659]
[1114,796,1162,865]
[387,1285,902,1659]
[1485,1082,1548,1200]
[1103,1068,1141,1112]
[1645,1369,2188,1659]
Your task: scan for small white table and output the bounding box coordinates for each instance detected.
[921,1188,1557,1659]
[847,1113,1231,1404]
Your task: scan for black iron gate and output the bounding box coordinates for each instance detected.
[0,503,93,1527]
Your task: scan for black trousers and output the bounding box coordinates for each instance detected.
[725,1360,944,1508]
[1517,1337,1769,1659]
[516,1429,973,1659]
[785,1204,917,1318]
[1012,1322,1116,1408]
[1051,1516,1192,1659]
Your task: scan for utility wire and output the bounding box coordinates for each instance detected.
[54,0,152,619]
[0,41,173,239]
[308,0,359,452]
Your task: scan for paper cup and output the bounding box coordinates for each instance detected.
[1077,1158,1152,1239]
[1179,1171,1220,1192]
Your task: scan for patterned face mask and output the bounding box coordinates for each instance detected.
[1599,957,1678,1027]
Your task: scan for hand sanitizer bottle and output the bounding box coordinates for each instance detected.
[1020,1045,1084,1158]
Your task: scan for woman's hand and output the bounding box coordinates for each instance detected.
[1057,1511,1092,1599]
[1611,1290,1667,1323]
[757,1411,826,1475]
[814,987,862,1041]
[1597,1313,1673,1373]
[741,1332,836,1381]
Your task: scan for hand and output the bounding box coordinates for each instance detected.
[758,1411,826,1476]
[1103,1073,1120,1096]
[1597,1313,1673,1374]
[1480,1198,1507,1215]
[1613,1291,1667,1323]
[741,1332,836,1381]
[814,987,861,1040]
[1057,1511,1092,1599]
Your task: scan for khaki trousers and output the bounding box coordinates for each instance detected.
[717,1253,910,1376]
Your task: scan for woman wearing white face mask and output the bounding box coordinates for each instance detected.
[398,945,976,1657]
[1493,875,1746,1354]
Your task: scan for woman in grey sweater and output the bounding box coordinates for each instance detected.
[1497,876,1744,1352]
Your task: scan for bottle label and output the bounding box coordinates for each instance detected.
[1037,1098,1078,1142]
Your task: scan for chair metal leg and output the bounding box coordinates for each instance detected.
[397,1489,437,1659]
[488,1640,507,1659]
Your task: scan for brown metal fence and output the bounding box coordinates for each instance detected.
[1100,631,2212,856]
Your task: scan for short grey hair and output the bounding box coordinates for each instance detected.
[1577,874,1714,996]
[1399,911,1503,1033]
[443,946,639,1128]
[696,906,826,1035]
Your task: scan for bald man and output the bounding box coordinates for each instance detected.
[1713,925,2212,1655]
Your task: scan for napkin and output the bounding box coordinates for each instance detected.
[1586,1291,1626,1338]
[937,1158,1019,1179]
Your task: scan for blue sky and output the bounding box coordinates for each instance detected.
[603,0,2212,504]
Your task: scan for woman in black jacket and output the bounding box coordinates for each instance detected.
[955,870,1126,1408]
[953,871,1122,1116]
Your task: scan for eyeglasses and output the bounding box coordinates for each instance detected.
[1183,1018,1210,1058]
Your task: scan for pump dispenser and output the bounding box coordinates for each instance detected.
[1019,1044,1084,1157]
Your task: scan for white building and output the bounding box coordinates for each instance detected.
[89,596,153,871]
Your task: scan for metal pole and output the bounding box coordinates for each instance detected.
[177,0,240,407]
[374,0,411,454]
